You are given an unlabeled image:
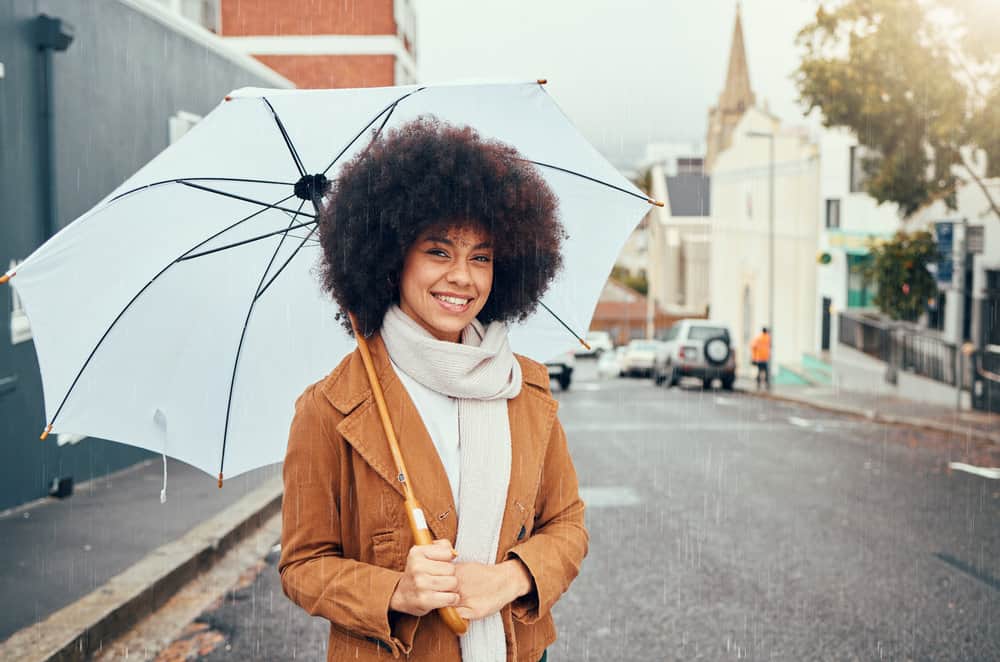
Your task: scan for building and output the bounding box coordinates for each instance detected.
[704,3,755,173]
[216,0,418,88]
[708,107,820,376]
[815,128,900,353]
[0,0,291,511]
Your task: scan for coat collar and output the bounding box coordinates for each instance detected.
[320,331,556,546]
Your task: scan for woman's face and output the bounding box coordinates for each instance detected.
[398,224,494,343]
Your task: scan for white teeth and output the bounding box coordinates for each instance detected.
[434,294,470,306]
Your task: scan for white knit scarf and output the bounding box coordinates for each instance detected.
[381,304,521,662]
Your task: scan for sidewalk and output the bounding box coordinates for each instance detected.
[739,378,1000,445]
[0,457,281,656]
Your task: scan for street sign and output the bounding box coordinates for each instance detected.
[967,225,984,255]
[934,221,954,286]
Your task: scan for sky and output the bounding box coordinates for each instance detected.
[414,0,824,168]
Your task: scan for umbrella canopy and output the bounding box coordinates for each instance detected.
[5,81,655,481]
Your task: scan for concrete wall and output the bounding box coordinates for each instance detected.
[0,0,290,511]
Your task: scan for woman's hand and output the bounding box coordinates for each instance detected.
[389,539,460,617]
[453,559,533,621]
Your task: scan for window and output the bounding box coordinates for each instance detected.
[846,254,875,307]
[825,198,841,229]
[687,326,730,342]
[169,110,202,144]
[8,259,30,345]
[849,145,877,193]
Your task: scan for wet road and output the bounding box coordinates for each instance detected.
[159,361,999,661]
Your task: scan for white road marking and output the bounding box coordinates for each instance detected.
[714,397,737,406]
[948,462,1000,480]
[572,382,604,391]
[788,416,812,428]
[579,486,641,508]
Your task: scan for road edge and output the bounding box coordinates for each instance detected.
[745,388,1000,445]
[0,474,283,662]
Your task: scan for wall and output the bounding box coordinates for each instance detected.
[0,0,290,511]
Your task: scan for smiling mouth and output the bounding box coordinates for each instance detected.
[432,293,473,312]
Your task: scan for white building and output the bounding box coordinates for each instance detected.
[708,107,820,374]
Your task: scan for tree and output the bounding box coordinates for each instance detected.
[866,231,939,321]
[611,265,648,296]
[795,0,1000,222]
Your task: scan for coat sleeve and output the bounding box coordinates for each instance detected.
[503,406,589,624]
[278,383,420,657]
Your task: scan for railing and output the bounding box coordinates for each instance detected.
[838,312,891,362]
[838,310,973,388]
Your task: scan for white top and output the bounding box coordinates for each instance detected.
[389,358,461,509]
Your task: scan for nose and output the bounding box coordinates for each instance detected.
[446,260,472,287]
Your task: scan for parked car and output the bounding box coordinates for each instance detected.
[545,350,575,390]
[652,319,736,389]
[619,339,665,377]
[596,345,623,379]
[575,330,614,357]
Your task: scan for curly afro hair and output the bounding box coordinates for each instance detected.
[318,116,565,337]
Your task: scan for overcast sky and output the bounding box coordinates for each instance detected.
[414,0,823,168]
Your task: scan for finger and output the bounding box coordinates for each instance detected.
[454,606,474,620]
[433,539,459,558]
[415,573,459,592]
[416,558,458,576]
[423,590,461,611]
[421,544,459,563]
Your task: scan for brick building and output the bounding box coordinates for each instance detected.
[216,0,417,88]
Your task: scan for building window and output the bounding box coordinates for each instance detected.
[846,254,875,307]
[8,259,30,345]
[825,198,841,229]
[169,110,202,144]
[849,145,878,193]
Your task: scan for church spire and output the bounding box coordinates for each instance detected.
[704,3,757,172]
[719,3,755,114]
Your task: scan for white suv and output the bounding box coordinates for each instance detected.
[652,319,736,390]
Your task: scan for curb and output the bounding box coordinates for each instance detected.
[745,389,1000,446]
[0,474,283,662]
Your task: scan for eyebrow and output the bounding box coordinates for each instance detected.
[423,235,493,250]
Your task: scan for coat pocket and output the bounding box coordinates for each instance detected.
[371,529,402,570]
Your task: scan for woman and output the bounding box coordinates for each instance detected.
[279,117,588,662]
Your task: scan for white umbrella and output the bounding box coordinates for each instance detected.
[3,81,657,483]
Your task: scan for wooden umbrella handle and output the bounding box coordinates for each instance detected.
[349,314,468,636]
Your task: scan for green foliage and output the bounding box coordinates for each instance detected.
[611,265,648,296]
[795,0,1000,220]
[866,231,939,321]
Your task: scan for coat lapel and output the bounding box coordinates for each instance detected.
[326,333,458,542]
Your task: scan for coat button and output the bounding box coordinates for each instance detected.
[517,525,526,540]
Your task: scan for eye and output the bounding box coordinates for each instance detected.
[427,248,449,258]
[472,255,492,263]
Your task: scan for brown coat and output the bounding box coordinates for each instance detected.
[279,332,589,661]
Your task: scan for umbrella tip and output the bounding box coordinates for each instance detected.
[579,338,591,351]
[224,95,232,102]
[39,424,52,441]
[536,79,547,85]
[218,472,224,488]
[649,198,665,208]
[0,272,12,284]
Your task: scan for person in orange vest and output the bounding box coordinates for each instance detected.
[750,327,771,390]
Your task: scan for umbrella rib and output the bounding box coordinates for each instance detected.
[219,199,310,481]
[524,159,652,204]
[321,87,426,176]
[43,193,299,431]
[262,97,307,178]
[107,177,294,205]
[537,300,589,350]
[177,219,317,262]
[178,181,316,218]
[254,223,319,302]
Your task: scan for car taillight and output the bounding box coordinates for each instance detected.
[680,345,697,360]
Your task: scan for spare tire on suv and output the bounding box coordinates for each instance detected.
[704,336,730,366]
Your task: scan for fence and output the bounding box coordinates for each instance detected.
[838,311,973,389]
